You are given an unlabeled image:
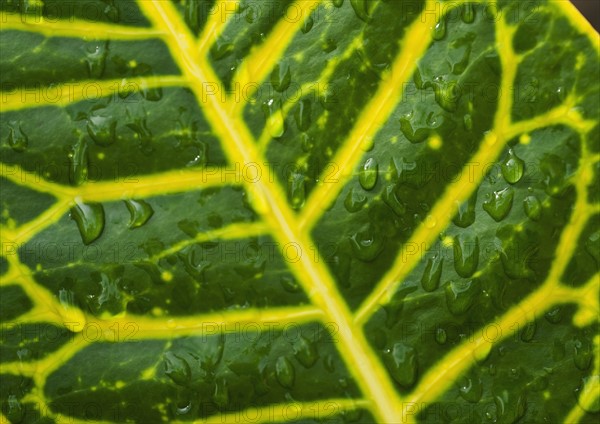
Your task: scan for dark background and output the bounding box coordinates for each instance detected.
[571,0,599,31]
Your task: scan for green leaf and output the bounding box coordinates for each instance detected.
[0,1,598,423]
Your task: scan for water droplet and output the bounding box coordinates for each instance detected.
[433,16,447,41]
[359,157,378,190]
[577,376,600,412]
[350,224,385,262]
[573,338,592,370]
[6,395,23,423]
[493,389,527,423]
[523,195,542,221]
[333,0,344,7]
[271,62,291,92]
[140,77,163,101]
[287,171,306,210]
[545,307,562,324]
[399,115,429,143]
[124,199,154,229]
[294,98,312,132]
[453,234,479,277]
[463,113,473,131]
[453,192,477,228]
[458,373,483,403]
[210,40,233,60]
[435,327,447,344]
[213,378,229,408]
[540,154,567,196]
[520,320,536,342]
[164,352,191,386]
[461,3,475,23]
[433,81,461,112]
[293,336,318,368]
[84,41,108,78]
[421,255,443,292]
[382,185,406,216]
[483,187,514,222]
[344,188,367,213]
[6,121,28,152]
[280,276,301,293]
[275,356,295,389]
[87,114,117,146]
[69,138,88,186]
[127,116,153,154]
[383,343,417,387]
[70,200,105,245]
[324,354,335,372]
[501,149,525,184]
[263,99,285,138]
[350,0,372,22]
[445,279,478,315]
[301,16,314,34]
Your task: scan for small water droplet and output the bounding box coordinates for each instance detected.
[69,138,88,186]
[359,157,378,190]
[383,343,417,387]
[523,195,542,221]
[445,279,478,315]
[275,356,295,389]
[433,16,447,41]
[350,224,385,262]
[344,188,367,213]
[435,327,447,344]
[263,99,285,138]
[453,234,479,277]
[280,276,301,293]
[271,62,291,92]
[84,41,108,78]
[545,307,562,324]
[483,187,514,222]
[6,121,28,152]
[421,255,443,292]
[124,199,154,229]
[501,149,525,184]
[520,320,536,342]
[70,200,105,245]
[461,3,475,23]
[287,171,306,210]
[164,352,191,386]
[213,378,229,408]
[293,336,318,368]
[573,338,593,371]
[463,113,473,131]
[294,98,312,132]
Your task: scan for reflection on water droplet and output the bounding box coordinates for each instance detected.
[87,113,117,146]
[433,16,446,41]
[84,41,108,78]
[213,378,229,408]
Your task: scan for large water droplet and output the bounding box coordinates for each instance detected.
[69,138,88,186]
[501,149,525,184]
[6,121,28,152]
[263,99,285,138]
[344,188,367,213]
[421,255,443,292]
[84,41,108,78]
[577,376,600,412]
[287,171,306,210]
[271,62,291,92]
[164,352,191,386]
[445,279,478,315]
[293,336,318,368]
[453,234,479,277]
[70,200,105,245]
[383,343,417,387]
[359,158,378,190]
[483,187,514,222]
[124,199,154,229]
[350,224,385,261]
[87,114,117,146]
[275,356,295,389]
[433,16,447,41]
[453,192,477,228]
[294,98,312,132]
[523,195,542,221]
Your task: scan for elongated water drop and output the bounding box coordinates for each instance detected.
[461,3,475,23]
[445,279,478,315]
[453,192,477,228]
[421,255,443,292]
[523,195,541,221]
[435,328,447,344]
[344,188,367,213]
[69,138,88,186]
[213,378,229,408]
[293,336,318,368]
[433,16,446,41]
[275,356,295,389]
[263,99,285,138]
[301,16,314,33]
[453,234,479,277]
[84,41,108,78]
[463,113,473,131]
[125,199,154,228]
[87,114,117,146]
[483,187,514,221]
[71,200,105,245]
[359,157,378,190]
[294,98,312,131]
[7,122,28,152]
[271,62,291,92]
[287,172,306,210]
[164,352,191,386]
[501,149,525,184]
[383,343,417,387]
